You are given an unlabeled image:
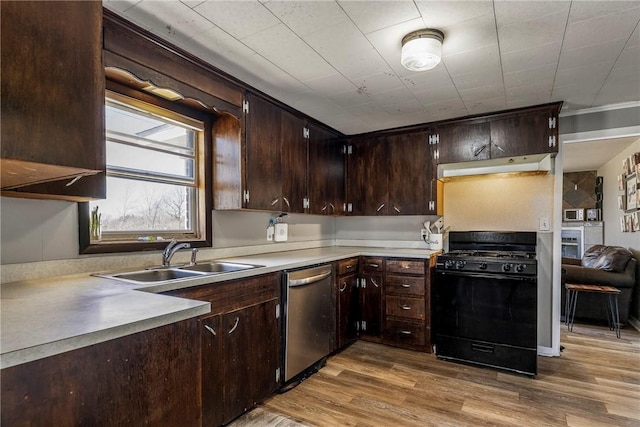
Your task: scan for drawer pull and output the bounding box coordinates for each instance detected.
[368,263,379,268]
[401,284,411,288]
[401,265,412,269]
[400,304,411,310]
[370,278,379,288]
[346,265,353,269]
[339,283,347,292]
[400,330,412,335]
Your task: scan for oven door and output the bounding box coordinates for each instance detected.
[433,269,537,375]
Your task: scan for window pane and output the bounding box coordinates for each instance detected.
[92,177,195,233]
[106,140,195,181]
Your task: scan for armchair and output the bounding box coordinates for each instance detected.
[561,245,637,325]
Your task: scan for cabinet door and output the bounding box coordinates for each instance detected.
[1,1,105,198]
[437,121,491,164]
[346,137,389,215]
[223,298,279,424]
[387,132,430,215]
[244,93,282,210]
[336,273,359,349]
[308,125,344,215]
[360,274,383,338]
[280,110,307,213]
[200,315,224,427]
[490,108,557,158]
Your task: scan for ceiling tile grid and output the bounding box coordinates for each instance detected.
[103,0,639,137]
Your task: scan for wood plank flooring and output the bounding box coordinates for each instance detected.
[231,323,640,427]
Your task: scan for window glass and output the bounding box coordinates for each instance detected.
[90,93,204,241]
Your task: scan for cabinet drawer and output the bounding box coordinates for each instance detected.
[362,257,384,273]
[383,319,426,346]
[385,275,425,296]
[386,295,425,320]
[386,259,425,275]
[337,258,358,276]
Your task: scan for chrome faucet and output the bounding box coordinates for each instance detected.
[161,239,191,267]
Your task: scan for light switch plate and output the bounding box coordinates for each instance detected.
[539,217,550,231]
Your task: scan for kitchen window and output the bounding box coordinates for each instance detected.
[80,88,212,253]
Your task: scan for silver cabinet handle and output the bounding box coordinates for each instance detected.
[283,197,290,208]
[321,203,328,212]
[376,203,386,212]
[346,264,353,270]
[340,283,347,292]
[369,263,379,268]
[400,330,412,335]
[400,304,411,310]
[493,143,505,153]
[228,317,239,334]
[371,278,379,288]
[401,265,412,269]
[271,197,279,206]
[204,324,216,336]
[329,203,335,213]
[474,144,488,157]
[393,205,401,213]
[401,284,411,288]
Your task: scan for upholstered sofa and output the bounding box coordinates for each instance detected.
[561,245,638,325]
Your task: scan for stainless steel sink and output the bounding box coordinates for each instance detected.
[108,268,206,283]
[96,261,264,285]
[179,262,263,274]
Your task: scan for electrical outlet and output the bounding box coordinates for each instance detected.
[539,217,550,231]
[421,229,428,239]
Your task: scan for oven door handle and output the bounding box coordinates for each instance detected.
[435,270,536,282]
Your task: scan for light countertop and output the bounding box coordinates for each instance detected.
[1,246,438,369]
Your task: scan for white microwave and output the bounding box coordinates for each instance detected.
[564,208,584,221]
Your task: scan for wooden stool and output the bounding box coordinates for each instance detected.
[565,283,621,338]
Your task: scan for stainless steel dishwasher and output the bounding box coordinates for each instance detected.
[283,264,335,382]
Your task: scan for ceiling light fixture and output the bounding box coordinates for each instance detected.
[401,29,444,72]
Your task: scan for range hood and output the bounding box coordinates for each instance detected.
[437,153,553,180]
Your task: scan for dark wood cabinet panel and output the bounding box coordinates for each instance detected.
[280,110,307,213]
[213,114,243,210]
[201,315,224,427]
[1,319,201,426]
[346,137,389,215]
[308,124,344,215]
[1,1,105,199]
[245,93,283,211]
[360,272,383,340]
[336,273,359,349]
[387,132,431,215]
[386,259,425,275]
[437,120,491,164]
[490,107,558,157]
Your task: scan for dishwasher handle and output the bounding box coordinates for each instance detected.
[288,270,332,287]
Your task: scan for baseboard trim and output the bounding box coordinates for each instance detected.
[537,345,559,357]
[628,316,640,332]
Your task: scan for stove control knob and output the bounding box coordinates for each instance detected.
[445,260,455,269]
[502,263,512,272]
[515,264,525,273]
[479,262,488,270]
[456,260,466,269]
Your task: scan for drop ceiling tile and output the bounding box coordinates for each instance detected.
[401,67,455,89]
[594,65,640,106]
[443,44,501,77]
[327,89,375,107]
[382,99,425,115]
[422,99,469,121]
[615,44,640,68]
[459,83,506,103]
[501,42,562,73]
[498,10,567,54]
[466,96,507,115]
[264,1,348,37]
[441,14,498,56]
[562,11,640,51]
[104,0,140,14]
[555,62,612,87]
[194,0,280,40]
[302,73,358,95]
[552,84,600,109]
[558,38,628,70]
[351,72,405,95]
[568,1,640,24]
[123,1,215,41]
[413,85,461,107]
[504,64,556,88]
[506,96,554,110]
[450,65,503,91]
[242,24,336,82]
[338,0,421,34]
[302,20,392,80]
[367,86,417,105]
[494,1,570,24]
[505,82,553,100]
[415,1,494,28]
[627,25,640,49]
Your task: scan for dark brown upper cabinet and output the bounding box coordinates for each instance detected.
[434,102,562,165]
[1,1,105,200]
[308,124,345,215]
[346,131,437,216]
[244,93,308,213]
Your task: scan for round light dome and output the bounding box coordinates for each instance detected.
[401,29,444,72]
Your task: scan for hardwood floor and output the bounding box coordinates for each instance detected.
[232,323,640,427]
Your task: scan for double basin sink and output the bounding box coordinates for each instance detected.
[97,261,264,285]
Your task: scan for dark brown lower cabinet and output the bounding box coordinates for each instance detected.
[165,273,281,426]
[0,319,201,427]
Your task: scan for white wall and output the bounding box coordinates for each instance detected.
[598,138,640,249]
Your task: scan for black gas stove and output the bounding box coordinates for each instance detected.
[433,231,538,376]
